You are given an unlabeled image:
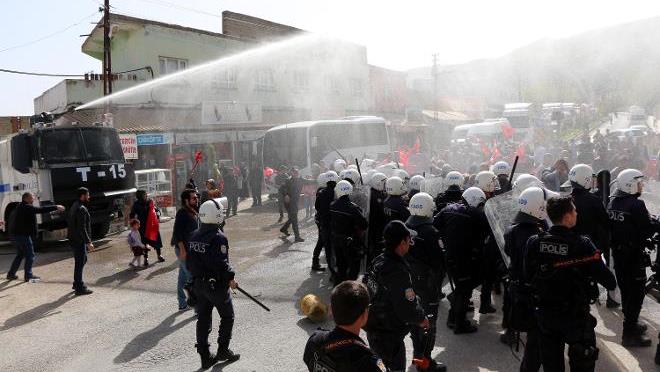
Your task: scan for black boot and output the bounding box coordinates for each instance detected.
[606,295,620,308]
[479,304,496,314]
[311,259,326,272]
[454,320,478,334]
[622,327,652,347]
[499,329,516,345]
[216,347,240,363]
[198,351,217,369]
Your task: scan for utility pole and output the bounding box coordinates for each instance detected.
[432,53,438,121]
[102,0,112,95]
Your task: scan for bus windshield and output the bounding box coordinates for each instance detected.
[262,127,308,169]
[309,122,387,162]
[39,127,125,164]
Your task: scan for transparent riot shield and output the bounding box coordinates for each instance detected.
[421,175,444,199]
[483,191,520,267]
[641,180,660,217]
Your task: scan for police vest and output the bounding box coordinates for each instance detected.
[310,336,376,372]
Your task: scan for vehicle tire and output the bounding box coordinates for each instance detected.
[92,222,110,239]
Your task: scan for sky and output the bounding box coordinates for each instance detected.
[2,0,660,115]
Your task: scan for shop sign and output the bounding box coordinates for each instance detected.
[201,101,262,125]
[119,134,138,160]
[136,133,173,146]
[175,131,237,145]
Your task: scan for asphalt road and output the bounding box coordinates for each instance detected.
[0,199,652,371]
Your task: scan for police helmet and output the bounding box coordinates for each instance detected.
[409,192,435,218]
[444,171,464,189]
[335,180,353,198]
[518,187,551,220]
[615,168,644,195]
[409,175,425,191]
[385,176,406,196]
[462,187,487,208]
[370,172,387,191]
[475,171,500,193]
[393,169,410,181]
[199,199,225,225]
[563,164,594,190]
[512,174,543,196]
[491,161,511,176]
[342,169,361,185]
[333,159,347,173]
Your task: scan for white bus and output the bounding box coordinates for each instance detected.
[262,116,392,192]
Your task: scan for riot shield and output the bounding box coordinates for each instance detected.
[484,191,519,267]
[421,175,444,199]
[641,180,660,216]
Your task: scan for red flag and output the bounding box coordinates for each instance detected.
[502,122,515,139]
[145,200,159,242]
[194,151,203,162]
[490,142,501,163]
[515,143,526,158]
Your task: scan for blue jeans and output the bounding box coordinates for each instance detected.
[72,243,87,290]
[175,246,192,309]
[8,235,35,279]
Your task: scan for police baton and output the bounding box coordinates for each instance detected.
[235,285,271,312]
[355,158,364,185]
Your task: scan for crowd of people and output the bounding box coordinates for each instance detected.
[303,149,660,372]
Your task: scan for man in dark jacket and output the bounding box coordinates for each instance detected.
[281,167,305,242]
[312,171,337,273]
[222,166,239,217]
[6,192,64,282]
[367,173,388,266]
[67,187,93,295]
[363,220,428,371]
[330,180,368,284]
[171,189,199,311]
[249,164,263,207]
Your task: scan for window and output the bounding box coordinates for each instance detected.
[350,78,363,97]
[159,56,188,75]
[293,71,309,92]
[38,128,124,164]
[255,68,276,91]
[211,68,238,90]
[326,75,341,93]
[262,128,307,169]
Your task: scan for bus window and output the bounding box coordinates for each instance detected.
[263,127,308,169]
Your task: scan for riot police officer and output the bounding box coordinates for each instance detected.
[187,199,240,369]
[501,187,553,372]
[608,169,656,347]
[408,175,425,200]
[367,173,388,265]
[384,176,410,224]
[524,196,616,372]
[343,168,368,214]
[304,281,386,372]
[492,161,511,195]
[434,187,489,334]
[363,220,428,371]
[313,172,339,272]
[330,181,368,284]
[434,171,464,212]
[406,193,447,372]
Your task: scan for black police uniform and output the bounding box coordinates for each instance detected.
[383,195,410,225]
[434,202,489,333]
[433,186,462,212]
[494,174,511,195]
[406,215,445,366]
[407,188,420,201]
[187,224,236,358]
[503,211,546,372]
[607,192,656,338]
[572,186,610,253]
[314,183,336,273]
[330,195,368,283]
[364,251,426,371]
[367,188,388,265]
[524,226,616,372]
[303,327,386,372]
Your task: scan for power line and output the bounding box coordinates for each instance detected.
[129,0,221,18]
[0,12,99,54]
[0,68,84,78]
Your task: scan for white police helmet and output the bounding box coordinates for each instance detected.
[518,187,550,220]
[563,164,594,190]
[338,169,348,180]
[615,168,645,195]
[317,172,328,186]
[409,175,425,191]
[364,169,376,185]
[347,164,358,171]
[361,159,376,170]
[199,199,225,225]
[385,176,406,196]
[409,192,435,217]
[491,161,511,176]
[342,169,361,185]
[333,159,347,172]
[444,171,464,189]
[462,187,487,208]
[370,172,387,191]
[475,171,500,193]
[335,180,353,198]
[394,169,410,181]
[318,171,339,186]
[512,174,543,196]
